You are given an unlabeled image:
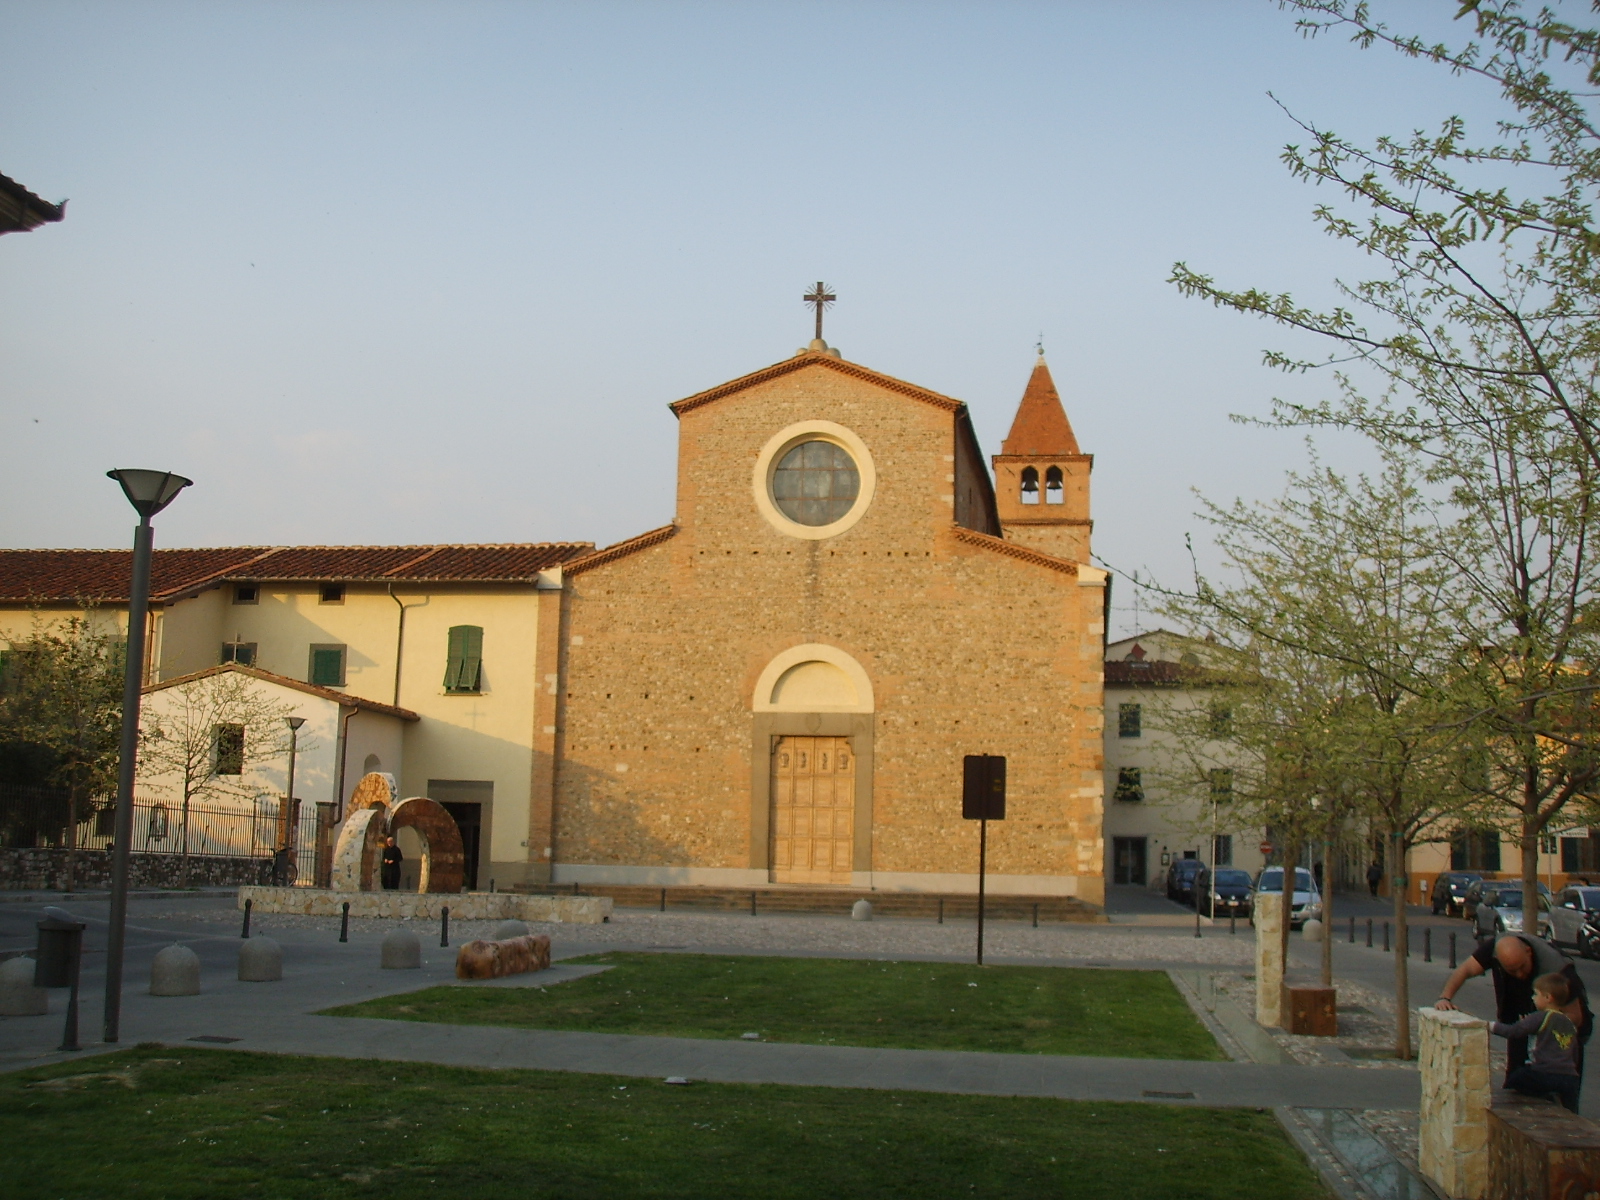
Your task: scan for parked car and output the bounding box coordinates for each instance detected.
[1462,878,1550,925]
[1165,856,1206,905]
[1472,885,1553,940]
[1547,886,1600,958]
[1195,866,1254,917]
[1249,866,1323,929]
[1430,871,1483,917]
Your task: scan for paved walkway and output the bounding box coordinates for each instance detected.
[0,894,1419,1111]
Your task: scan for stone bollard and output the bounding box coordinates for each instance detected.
[238,936,283,982]
[494,919,531,941]
[851,900,873,922]
[150,944,201,996]
[381,927,422,969]
[1301,918,1324,942]
[1418,1006,1490,1200]
[1254,894,1285,1028]
[0,955,48,1015]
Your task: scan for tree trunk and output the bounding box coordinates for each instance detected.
[1523,823,1541,944]
[1321,836,1333,988]
[1391,828,1412,1060]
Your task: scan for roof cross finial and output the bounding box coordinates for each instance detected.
[1037,332,1045,358]
[804,281,836,342]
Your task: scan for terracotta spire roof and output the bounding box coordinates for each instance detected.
[1000,355,1079,456]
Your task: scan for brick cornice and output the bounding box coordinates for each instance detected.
[952,527,1079,576]
[670,353,966,418]
[565,525,677,576]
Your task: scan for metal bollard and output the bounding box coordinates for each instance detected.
[938,897,944,925]
[489,878,495,893]
[1383,921,1390,952]
[1424,927,1432,962]
[339,901,349,943]
[241,898,252,939]
[750,892,757,916]
[1349,915,1356,944]
[1032,903,1039,929]
[440,906,450,948]
[1230,912,1236,935]
[1449,931,1458,969]
[660,887,666,913]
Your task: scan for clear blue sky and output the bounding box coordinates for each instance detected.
[0,1,1507,635]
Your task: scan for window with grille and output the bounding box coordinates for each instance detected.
[1118,703,1141,738]
[771,440,860,526]
[1209,768,1233,803]
[221,641,256,666]
[443,625,484,693]
[1114,767,1143,802]
[1213,833,1233,865]
[309,644,346,687]
[214,724,245,776]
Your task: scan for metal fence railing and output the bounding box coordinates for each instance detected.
[0,784,329,886]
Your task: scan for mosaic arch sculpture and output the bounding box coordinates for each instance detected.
[328,773,465,894]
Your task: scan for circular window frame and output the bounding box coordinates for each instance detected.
[752,420,876,540]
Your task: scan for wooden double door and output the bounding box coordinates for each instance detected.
[770,736,855,884]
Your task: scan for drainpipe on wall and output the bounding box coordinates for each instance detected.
[387,585,429,707]
[333,704,358,820]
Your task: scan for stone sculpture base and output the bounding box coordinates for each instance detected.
[455,934,552,980]
[237,886,611,924]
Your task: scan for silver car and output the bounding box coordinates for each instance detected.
[1249,866,1323,930]
[1472,885,1552,940]
[1548,886,1600,957]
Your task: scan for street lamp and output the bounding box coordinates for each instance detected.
[279,716,306,886]
[103,469,191,1044]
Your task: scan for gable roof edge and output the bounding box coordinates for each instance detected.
[951,527,1080,576]
[669,352,965,418]
[565,525,678,576]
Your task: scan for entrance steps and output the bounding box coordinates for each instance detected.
[512,882,1106,924]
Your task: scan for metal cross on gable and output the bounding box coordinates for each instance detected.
[803,281,836,341]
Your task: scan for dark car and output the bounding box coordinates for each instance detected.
[1430,872,1483,917]
[1166,856,1205,905]
[1195,866,1253,917]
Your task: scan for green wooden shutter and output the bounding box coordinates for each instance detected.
[311,646,344,686]
[444,626,483,692]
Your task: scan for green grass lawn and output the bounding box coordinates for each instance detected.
[325,953,1226,1059]
[0,1046,1327,1200]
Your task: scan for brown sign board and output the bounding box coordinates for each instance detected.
[962,755,1006,821]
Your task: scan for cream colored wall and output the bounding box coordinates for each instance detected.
[154,589,228,679]
[0,603,129,648]
[343,711,405,809]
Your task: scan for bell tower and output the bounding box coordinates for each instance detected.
[991,353,1091,561]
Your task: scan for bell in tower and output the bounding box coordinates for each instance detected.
[991,351,1092,561]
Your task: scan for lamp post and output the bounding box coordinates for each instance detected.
[103,469,191,1044]
[280,716,306,886]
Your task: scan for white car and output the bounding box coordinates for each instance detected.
[1546,885,1600,956]
[1250,867,1323,930]
[1472,885,1552,940]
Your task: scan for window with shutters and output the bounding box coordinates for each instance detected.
[309,644,346,687]
[214,724,245,776]
[1118,702,1141,738]
[443,626,483,693]
[1113,767,1143,802]
[221,641,257,666]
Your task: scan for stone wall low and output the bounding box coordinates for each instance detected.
[237,885,611,924]
[0,848,266,892]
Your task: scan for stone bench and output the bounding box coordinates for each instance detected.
[1487,1088,1600,1200]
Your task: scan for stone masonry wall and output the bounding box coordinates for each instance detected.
[0,847,266,891]
[554,358,1105,899]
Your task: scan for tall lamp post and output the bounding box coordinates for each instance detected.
[280,716,306,886]
[104,469,191,1043]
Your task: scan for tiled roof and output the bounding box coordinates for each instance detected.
[670,351,967,418]
[0,171,66,234]
[565,525,677,576]
[998,356,1080,457]
[144,663,420,720]
[0,543,593,603]
[1103,660,1204,686]
[951,527,1078,575]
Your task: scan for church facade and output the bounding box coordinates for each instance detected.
[0,341,1107,903]
[546,342,1107,901]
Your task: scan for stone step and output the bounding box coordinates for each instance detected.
[512,883,1106,923]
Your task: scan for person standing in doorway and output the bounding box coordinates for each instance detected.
[1366,861,1383,898]
[381,836,403,891]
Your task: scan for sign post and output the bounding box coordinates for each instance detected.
[962,755,1007,966]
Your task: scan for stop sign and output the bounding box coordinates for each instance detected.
[1259,841,1273,855]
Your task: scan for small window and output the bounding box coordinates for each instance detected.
[214,723,245,776]
[1113,767,1143,802]
[1208,704,1233,738]
[1212,833,1233,866]
[233,584,259,605]
[1045,465,1064,504]
[1118,702,1141,738]
[319,583,345,604]
[444,625,484,693]
[221,641,257,666]
[309,644,346,687]
[1020,465,1040,505]
[1209,768,1233,803]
